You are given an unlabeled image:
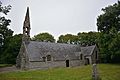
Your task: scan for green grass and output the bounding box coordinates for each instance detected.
[0,64,13,68]
[0,64,120,80]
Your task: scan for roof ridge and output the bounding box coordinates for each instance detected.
[30,41,80,46]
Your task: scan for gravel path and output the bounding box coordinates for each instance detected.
[0,66,19,73]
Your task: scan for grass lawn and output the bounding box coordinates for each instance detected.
[0,64,13,68]
[0,64,120,80]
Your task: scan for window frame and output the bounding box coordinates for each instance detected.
[42,57,46,62]
[46,55,51,61]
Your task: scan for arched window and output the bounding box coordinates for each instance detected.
[46,55,51,61]
[42,57,46,62]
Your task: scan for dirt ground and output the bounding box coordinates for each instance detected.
[0,66,19,73]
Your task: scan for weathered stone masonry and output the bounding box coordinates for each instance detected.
[16,7,99,70]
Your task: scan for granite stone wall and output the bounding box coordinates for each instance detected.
[28,60,84,69]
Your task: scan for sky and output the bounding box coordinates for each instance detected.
[1,0,118,39]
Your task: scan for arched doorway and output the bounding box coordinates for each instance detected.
[66,60,69,67]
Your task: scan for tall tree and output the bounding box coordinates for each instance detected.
[32,32,55,42]
[0,1,13,63]
[97,1,120,63]
[98,32,111,63]
[0,1,13,48]
[108,33,120,63]
[97,1,120,33]
[98,28,120,63]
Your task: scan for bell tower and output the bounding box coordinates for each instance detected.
[22,7,31,43]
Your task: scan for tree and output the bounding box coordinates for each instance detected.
[97,1,120,63]
[32,32,55,42]
[0,1,13,63]
[97,1,120,33]
[0,34,22,64]
[0,1,13,49]
[0,1,11,15]
[108,27,120,63]
[98,32,111,63]
[108,35,120,63]
[57,34,78,44]
[98,27,120,63]
[77,32,99,46]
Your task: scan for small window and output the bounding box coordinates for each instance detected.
[80,54,83,60]
[47,55,51,61]
[42,57,46,62]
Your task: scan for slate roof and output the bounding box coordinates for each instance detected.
[24,41,81,61]
[81,45,96,56]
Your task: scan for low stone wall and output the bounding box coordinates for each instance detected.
[29,61,65,69]
[28,60,84,69]
[70,60,84,67]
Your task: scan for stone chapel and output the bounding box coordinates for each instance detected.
[16,7,99,70]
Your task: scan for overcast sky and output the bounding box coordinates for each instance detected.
[1,0,117,39]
